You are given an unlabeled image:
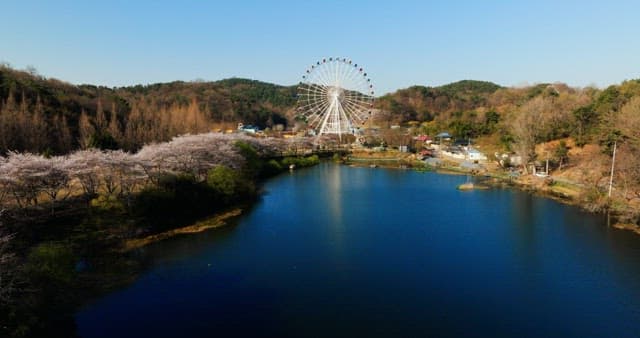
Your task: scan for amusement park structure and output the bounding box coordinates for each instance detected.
[296,57,376,139]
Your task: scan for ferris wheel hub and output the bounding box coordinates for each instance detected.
[328,87,342,100]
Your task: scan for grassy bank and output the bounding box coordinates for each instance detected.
[121,208,243,252]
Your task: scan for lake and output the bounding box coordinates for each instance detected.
[76,163,640,337]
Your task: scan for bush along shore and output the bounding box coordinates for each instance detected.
[0,133,319,338]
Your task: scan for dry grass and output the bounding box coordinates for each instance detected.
[612,222,640,235]
[121,208,243,252]
[350,150,412,159]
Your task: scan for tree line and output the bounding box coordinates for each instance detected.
[0,133,309,213]
[4,64,640,206]
[0,65,296,155]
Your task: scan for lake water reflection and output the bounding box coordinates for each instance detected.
[76,163,640,337]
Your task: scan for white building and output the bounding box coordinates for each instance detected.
[466,147,488,161]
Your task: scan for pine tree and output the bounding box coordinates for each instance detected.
[95,98,107,132]
[108,102,122,143]
[52,114,73,153]
[29,95,48,153]
[78,109,94,149]
[124,102,142,150]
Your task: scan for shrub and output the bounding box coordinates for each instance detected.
[136,183,212,230]
[207,166,239,199]
[26,242,75,285]
[281,155,320,168]
[207,165,254,203]
[90,195,125,213]
[87,131,119,150]
[157,173,198,191]
[305,155,320,166]
[235,141,262,179]
[261,159,283,178]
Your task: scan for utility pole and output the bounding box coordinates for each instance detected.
[608,141,617,198]
[545,158,549,175]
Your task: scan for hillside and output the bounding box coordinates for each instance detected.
[375,80,503,122]
[1,66,514,154]
[0,66,296,153]
[113,78,296,126]
[3,66,640,208]
[0,67,296,124]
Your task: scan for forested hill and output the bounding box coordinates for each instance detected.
[0,65,297,153]
[0,67,297,118]
[376,80,503,122]
[1,66,505,154]
[114,77,297,123]
[3,64,640,162]
[0,66,297,127]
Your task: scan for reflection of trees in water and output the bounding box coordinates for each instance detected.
[561,209,640,295]
[140,219,242,268]
[509,192,539,269]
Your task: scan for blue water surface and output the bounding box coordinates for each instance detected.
[76,163,640,337]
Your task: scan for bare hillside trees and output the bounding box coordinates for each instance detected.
[121,99,211,150]
[507,91,587,173]
[0,94,55,154]
[610,97,640,199]
[509,97,549,173]
[0,92,215,155]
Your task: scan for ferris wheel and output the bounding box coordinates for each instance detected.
[296,57,375,138]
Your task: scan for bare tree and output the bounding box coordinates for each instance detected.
[610,97,640,199]
[615,97,640,147]
[509,97,549,174]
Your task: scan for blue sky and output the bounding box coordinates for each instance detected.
[1,0,639,94]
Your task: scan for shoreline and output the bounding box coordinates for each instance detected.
[121,208,243,252]
[344,155,640,234]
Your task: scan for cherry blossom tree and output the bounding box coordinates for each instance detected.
[136,133,246,180]
[0,132,315,211]
[0,153,70,212]
[64,149,103,196]
[2,152,49,207]
[39,156,70,213]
